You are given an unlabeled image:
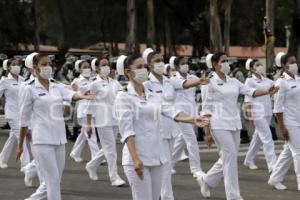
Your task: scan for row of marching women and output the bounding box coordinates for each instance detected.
[0,49,298,200]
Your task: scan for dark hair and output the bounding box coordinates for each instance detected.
[124,54,141,69]
[211,52,226,65]
[147,51,160,64]
[79,60,89,69]
[33,53,48,65]
[95,56,109,66]
[6,59,12,67]
[249,59,259,69]
[174,56,185,67]
[281,53,295,65]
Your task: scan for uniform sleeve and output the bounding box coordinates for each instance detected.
[163,80,176,101]
[169,77,185,89]
[235,71,245,83]
[243,78,253,103]
[273,79,286,113]
[237,79,256,97]
[114,92,136,143]
[19,86,33,127]
[161,100,181,120]
[85,83,96,115]
[201,83,215,116]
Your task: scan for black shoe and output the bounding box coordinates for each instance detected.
[1,122,10,129]
[240,129,250,144]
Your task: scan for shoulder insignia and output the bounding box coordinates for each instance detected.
[28,79,35,85]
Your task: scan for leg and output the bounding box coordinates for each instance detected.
[171,134,186,169]
[150,166,164,200]
[32,144,63,200]
[161,138,175,200]
[124,165,152,200]
[286,126,300,185]
[178,123,201,173]
[84,126,99,160]
[70,129,87,159]
[0,131,17,165]
[244,130,262,167]
[97,127,120,182]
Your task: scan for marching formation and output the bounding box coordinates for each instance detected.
[0,49,299,200]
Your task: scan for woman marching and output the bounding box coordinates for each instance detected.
[69,59,99,162]
[114,54,209,200]
[243,58,277,172]
[84,56,126,186]
[199,52,278,200]
[268,53,300,191]
[0,58,30,170]
[16,53,94,200]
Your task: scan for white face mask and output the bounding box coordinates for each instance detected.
[39,66,52,80]
[153,62,165,75]
[81,68,91,78]
[133,68,148,83]
[220,62,231,75]
[179,64,189,74]
[255,65,264,75]
[100,66,111,77]
[10,65,21,75]
[288,63,298,75]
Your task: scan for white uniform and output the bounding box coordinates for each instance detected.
[85,76,123,183]
[19,78,75,200]
[143,73,181,200]
[0,73,30,168]
[70,75,99,160]
[171,72,202,174]
[270,72,300,188]
[202,72,255,200]
[115,83,180,200]
[243,75,277,171]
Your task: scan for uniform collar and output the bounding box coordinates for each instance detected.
[127,82,153,99]
[175,71,191,80]
[283,72,300,81]
[212,72,231,82]
[8,73,16,80]
[79,74,90,81]
[34,77,56,89]
[97,75,112,82]
[149,72,167,83]
[252,74,266,81]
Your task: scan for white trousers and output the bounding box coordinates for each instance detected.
[0,119,30,167]
[204,129,242,200]
[31,144,65,200]
[161,138,175,200]
[270,126,300,185]
[86,126,120,182]
[27,182,47,200]
[244,116,277,171]
[70,118,99,159]
[172,123,201,173]
[124,165,163,200]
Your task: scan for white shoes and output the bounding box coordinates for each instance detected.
[24,172,33,187]
[192,170,204,179]
[70,153,83,163]
[245,163,258,170]
[0,162,8,169]
[111,178,126,187]
[20,166,27,173]
[197,175,210,198]
[85,165,98,181]
[179,153,189,161]
[268,179,287,190]
[298,184,300,191]
[171,169,176,174]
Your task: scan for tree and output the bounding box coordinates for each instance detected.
[265,0,275,73]
[126,0,138,54]
[223,0,232,55]
[32,0,40,51]
[288,0,300,65]
[146,0,155,48]
[209,0,222,52]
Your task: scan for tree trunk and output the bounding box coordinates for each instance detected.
[210,0,222,52]
[164,8,174,57]
[265,0,275,73]
[288,0,300,66]
[32,0,40,51]
[126,0,138,54]
[146,0,155,48]
[223,0,232,55]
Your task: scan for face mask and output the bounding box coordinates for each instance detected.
[220,62,231,75]
[39,66,52,80]
[100,66,111,77]
[288,63,298,75]
[179,64,189,74]
[10,65,21,75]
[133,68,148,83]
[153,62,165,75]
[255,65,264,75]
[82,68,91,78]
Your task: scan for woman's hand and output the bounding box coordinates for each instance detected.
[204,126,214,149]
[248,120,255,129]
[194,116,210,128]
[280,126,289,141]
[268,85,279,95]
[133,158,144,180]
[198,77,210,85]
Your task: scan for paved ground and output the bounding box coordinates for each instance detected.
[0,122,299,199]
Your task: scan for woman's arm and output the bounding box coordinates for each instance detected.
[16,127,28,161]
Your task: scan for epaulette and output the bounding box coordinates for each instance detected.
[207,71,214,79]
[28,79,35,85]
[50,79,58,83]
[119,86,128,92]
[92,77,97,81]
